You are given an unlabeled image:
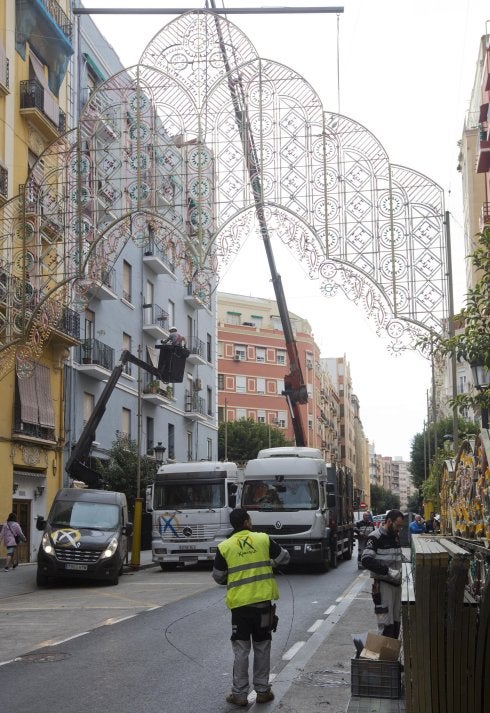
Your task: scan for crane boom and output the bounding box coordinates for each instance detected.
[210,3,308,445]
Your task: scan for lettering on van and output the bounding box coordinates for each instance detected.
[52,529,82,548]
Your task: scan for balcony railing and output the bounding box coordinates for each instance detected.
[0,42,9,93]
[187,335,205,359]
[143,303,169,330]
[77,338,114,370]
[185,391,206,417]
[20,79,65,132]
[39,0,73,40]
[56,307,80,341]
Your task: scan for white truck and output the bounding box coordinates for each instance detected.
[146,461,242,569]
[241,446,354,572]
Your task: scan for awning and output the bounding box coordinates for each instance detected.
[17,360,55,429]
[83,53,106,83]
[29,51,60,126]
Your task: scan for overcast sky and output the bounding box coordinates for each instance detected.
[84,0,489,460]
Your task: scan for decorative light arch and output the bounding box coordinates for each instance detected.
[0,10,447,378]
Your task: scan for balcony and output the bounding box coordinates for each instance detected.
[0,43,9,95]
[0,164,7,204]
[37,0,72,40]
[184,283,208,310]
[48,306,81,346]
[143,240,176,278]
[186,336,207,366]
[480,202,490,231]
[76,338,114,379]
[142,303,169,340]
[142,375,173,405]
[84,267,117,301]
[20,80,66,142]
[476,125,490,173]
[184,390,207,421]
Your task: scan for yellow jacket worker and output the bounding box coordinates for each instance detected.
[212,508,290,707]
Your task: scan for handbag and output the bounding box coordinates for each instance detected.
[7,522,21,544]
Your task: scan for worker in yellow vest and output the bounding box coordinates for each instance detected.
[212,508,290,707]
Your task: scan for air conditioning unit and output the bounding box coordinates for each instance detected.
[233,355,241,361]
[306,359,313,369]
[194,378,202,391]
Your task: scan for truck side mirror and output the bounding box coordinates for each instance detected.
[122,523,133,537]
[327,494,336,509]
[36,515,46,531]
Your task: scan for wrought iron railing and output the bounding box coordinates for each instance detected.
[0,164,7,200]
[19,79,64,130]
[56,307,80,340]
[187,335,205,359]
[77,338,114,370]
[143,302,169,329]
[144,239,175,273]
[13,399,55,442]
[185,391,206,416]
[39,0,73,40]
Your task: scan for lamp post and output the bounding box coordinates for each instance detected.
[470,361,489,430]
[153,442,166,467]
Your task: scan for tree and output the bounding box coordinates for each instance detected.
[96,435,158,516]
[407,493,422,514]
[370,484,400,515]
[409,416,478,490]
[218,418,292,464]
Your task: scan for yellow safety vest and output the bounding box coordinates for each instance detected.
[218,529,279,609]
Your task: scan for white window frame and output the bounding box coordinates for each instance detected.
[276,349,287,365]
[256,347,266,363]
[236,375,246,393]
[256,377,265,394]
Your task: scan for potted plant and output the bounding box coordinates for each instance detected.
[144,379,160,394]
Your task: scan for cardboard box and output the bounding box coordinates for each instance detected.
[360,632,401,662]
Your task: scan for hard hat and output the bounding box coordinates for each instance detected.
[169,326,177,332]
[434,514,440,522]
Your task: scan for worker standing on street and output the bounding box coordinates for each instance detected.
[212,508,290,707]
[361,509,404,639]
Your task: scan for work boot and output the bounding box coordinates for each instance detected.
[256,690,274,704]
[226,693,248,707]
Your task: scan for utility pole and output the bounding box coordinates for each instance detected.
[131,344,143,569]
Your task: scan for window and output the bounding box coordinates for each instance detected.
[276,350,287,365]
[207,333,212,362]
[168,423,175,460]
[236,376,246,393]
[277,411,287,428]
[307,383,313,398]
[207,438,213,461]
[217,341,224,358]
[458,375,467,394]
[308,417,313,431]
[146,416,154,454]
[218,405,225,422]
[121,408,131,439]
[276,379,284,394]
[271,317,283,331]
[251,315,262,328]
[168,300,175,327]
[257,410,266,424]
[306,352,313,369]
[256,377,265,394]
[207,387,213,416]
[234,345,246,361]
[84,309,95,340]
[187,431,193,461]
[226,312,241,325]
[236,408,246,420]
[122,333,132,374]
[83,392,94,426]
[256,347,266,363]
[218,373,224,390]
[145,280,154,306]
[122,261,132,302]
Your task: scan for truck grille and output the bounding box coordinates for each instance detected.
[159,523,218,542]
[256,525,310,536]
[55,547,100,563]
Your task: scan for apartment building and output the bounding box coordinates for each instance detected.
[217,292,341,460]
[0,4,218,563]
[0,1,76,561]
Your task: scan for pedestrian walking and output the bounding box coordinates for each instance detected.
[354,512,375,569]
[1,513,26,571]
[212,508,290,707]
[361,509,404,639]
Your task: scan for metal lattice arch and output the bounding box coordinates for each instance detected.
[0,10,447,377]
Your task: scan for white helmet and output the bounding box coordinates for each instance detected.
[169,326,177,332]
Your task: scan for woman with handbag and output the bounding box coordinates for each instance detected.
[1,513,26,571]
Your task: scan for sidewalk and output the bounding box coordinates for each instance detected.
[266,572,405,713]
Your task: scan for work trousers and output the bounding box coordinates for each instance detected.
[230,604,272,697]
[372,579,401,639]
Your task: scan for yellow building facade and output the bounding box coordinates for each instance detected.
[0,1,76,562]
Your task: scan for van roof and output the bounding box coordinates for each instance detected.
[55,488,126,504]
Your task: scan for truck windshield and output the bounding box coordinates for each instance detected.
[242,479,319,511]
[50,502,120,530]
[154,482,225,510]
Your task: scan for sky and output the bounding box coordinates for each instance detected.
[83,0,490,460]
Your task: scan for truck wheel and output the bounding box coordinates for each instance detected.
[317,547,330,573]
[343,538,353,561]
[36,570,48,587]
[330,545,338,569]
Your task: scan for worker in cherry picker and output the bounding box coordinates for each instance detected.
[162,326,186,348]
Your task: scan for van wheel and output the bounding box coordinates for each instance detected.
[107,576,119,586]
[36,570,48,587]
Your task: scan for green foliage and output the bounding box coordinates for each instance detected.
[218,418,292,464]
[419,228,490,415]
[369,484,400,515]
[96,435,158,516]
[409,416,478,490]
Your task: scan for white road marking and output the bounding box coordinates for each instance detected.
[324,604,336,615]
[100,614,137,626]
[307,619,324,633]
[282,641,306,660]
[335,596,343,602]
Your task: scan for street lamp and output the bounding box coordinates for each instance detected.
[153,442,166,467]
[470,361,490,430]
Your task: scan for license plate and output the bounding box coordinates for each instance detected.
[65,563,88,571]
[180,546,196,551]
